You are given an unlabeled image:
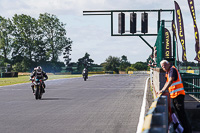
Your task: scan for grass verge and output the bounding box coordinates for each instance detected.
[0,74,86,86]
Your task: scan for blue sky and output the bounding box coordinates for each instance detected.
[0,0,200,64]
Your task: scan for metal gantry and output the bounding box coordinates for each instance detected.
[83,9,176,67]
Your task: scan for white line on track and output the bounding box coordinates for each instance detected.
[136,77,149,133]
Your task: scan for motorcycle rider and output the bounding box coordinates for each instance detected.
[30,66,48,93]
[30,67,37,93]
[82,68,88,79]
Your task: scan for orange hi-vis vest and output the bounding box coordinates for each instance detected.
[166,66,185,98]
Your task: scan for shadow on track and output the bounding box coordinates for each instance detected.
[41,97,73,101]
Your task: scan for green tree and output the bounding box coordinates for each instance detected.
[12,58,30,72]
[63,39,72,66]
[103,56,120,73]
[77,52,94,72]
[0,13,72,72]
[119,55,131,71]
[11,14,39,69]
[0,17,13,63]
[66,62,77,72]
[38,13,71,62]
[131,62,148,70]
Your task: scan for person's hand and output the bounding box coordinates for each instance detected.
[156,90,163,95]
[156,91,160,95]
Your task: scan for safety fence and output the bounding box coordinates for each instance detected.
[141,94,168,133]
[181,72,200,99]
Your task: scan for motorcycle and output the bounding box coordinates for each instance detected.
[83,73,88,81]
[32,79,45,100]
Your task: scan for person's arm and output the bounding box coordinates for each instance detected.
[30,71,35,78]
[43,71,48,80]
[44,75,48,80]
[159,76,174,93]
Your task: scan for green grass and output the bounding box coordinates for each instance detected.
[0,74,86,86]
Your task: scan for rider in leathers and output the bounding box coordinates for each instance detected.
[30,67,37,93]
[30,66,48,93]
[82,68,88,79]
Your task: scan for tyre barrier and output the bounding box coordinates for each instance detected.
[142,94,168,133]
[1,72,18,78]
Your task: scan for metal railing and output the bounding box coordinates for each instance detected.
[181,72,200,99]
[142,94,168,133]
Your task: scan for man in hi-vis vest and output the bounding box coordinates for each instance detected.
[158,60,191,133]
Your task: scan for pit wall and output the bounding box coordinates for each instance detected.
[150,68,166,97]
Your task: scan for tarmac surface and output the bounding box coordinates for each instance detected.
[0,74,149,133]
[184,94,200,132]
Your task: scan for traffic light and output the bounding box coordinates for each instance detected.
[118,13,125,34]
[130,13,137,33]
[141,13,148,33]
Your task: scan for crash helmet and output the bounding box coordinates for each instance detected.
[37,66,42,72]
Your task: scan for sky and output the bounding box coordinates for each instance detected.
[0,0,200,64]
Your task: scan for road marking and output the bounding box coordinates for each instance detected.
[136,77,149,133]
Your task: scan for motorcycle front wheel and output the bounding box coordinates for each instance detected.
[35,86,40,100]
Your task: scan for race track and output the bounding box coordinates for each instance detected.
[0,74,149,133]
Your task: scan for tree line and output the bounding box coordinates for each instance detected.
[101,55,150,73]
[67,53,150,74]
[0,13,72,72]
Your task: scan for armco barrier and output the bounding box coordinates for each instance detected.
[142,94,168,133]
